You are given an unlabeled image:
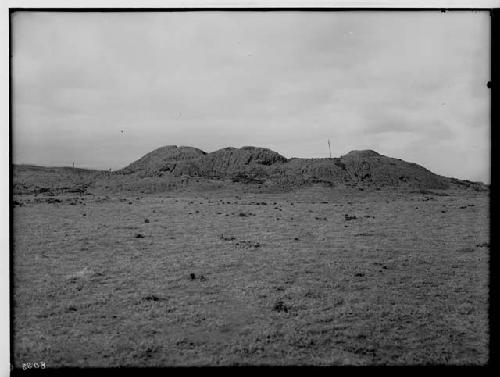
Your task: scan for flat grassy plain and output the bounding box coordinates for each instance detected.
[12,186,489,366]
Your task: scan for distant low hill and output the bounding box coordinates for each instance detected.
[13,145,488,195]
[13,164,104,195]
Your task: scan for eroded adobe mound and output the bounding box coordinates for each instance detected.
[120,145,206,176]
[13,145,488,195]
[115,145,483,190]
[118,145,289,181]
[336,150,450,189]
[199,146,289,180]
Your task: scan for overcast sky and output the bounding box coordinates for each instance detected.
[12,11,490,182]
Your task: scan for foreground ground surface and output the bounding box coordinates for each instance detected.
[13,186,489,366]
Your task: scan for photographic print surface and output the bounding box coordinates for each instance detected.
[11,10,490,367]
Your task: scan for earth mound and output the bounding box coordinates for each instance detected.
[12,145,488,194]
[119,145,289,181]
[199,146,289,180]
[337,150,450,189]
[120,145,206,175]
[116,145,472,190]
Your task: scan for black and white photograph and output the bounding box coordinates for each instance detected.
[9,5,491,368]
